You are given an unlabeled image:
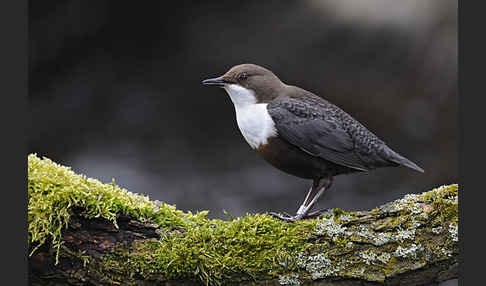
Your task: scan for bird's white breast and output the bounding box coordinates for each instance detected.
[223,84,278,149]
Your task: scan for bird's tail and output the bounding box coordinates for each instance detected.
[384,148,425,173]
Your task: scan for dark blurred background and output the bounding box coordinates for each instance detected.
[29,1,457,220]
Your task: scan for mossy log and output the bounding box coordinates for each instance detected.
[28,154,458,286]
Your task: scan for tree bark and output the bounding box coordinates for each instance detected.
[29,186,458,286]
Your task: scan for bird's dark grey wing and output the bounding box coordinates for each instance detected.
[267,98,370,171]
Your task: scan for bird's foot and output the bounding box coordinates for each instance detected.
[268,212,303,222]
[269,208,330,222]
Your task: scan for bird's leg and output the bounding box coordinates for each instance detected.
[296,179,325,216]
[269,184,317,221]
[293,178,330,219]
[295,183,318,216]
[270,177,333,222]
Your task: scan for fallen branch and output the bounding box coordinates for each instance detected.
[28,154,458,286]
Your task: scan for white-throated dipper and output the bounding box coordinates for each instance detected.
[202,64,424,222]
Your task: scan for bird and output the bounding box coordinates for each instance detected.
[202,63,424,222]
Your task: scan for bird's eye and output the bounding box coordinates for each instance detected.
[239,73,249,80]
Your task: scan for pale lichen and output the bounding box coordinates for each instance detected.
[449,223,458,242]
[440,248,453,258]
[394,228,416,242]
[315,215,347,239]
[339,214,352,223]
[359,250,391,265]
[393,244,423,259]
[359,249,378,265]
[411,221,422,229]
[295,253,307,269]
[355,225,392,246]
[278,273,300,286]
[431,226,443,234]
[297,253,340,280]
[393,193,421,213]
[28,154,458,286]
[444,196,458,204]
[377,252,391,264]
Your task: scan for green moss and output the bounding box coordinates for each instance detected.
[28,154,203,262]
[100,214,316,285]
[333,237,351,249]
[28,154,458,286]
[28,154,316,285]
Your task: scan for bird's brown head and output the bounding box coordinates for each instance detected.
[202,64,285,105]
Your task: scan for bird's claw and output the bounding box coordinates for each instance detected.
[269,212,301,222]
[269,208,330,222]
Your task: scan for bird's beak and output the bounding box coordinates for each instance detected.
[202,76,226,87]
